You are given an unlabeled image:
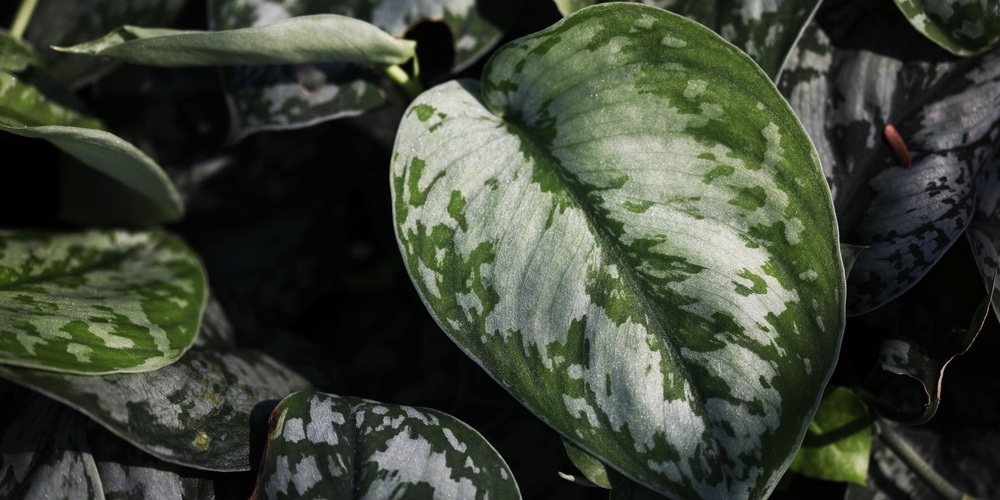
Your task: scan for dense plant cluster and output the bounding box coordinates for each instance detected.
[0,0,998,498]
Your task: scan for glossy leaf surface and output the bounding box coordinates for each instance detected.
[788,387,871,485]
[0,229,205,374]
[892,0,1000,56]
[55,16,416,68]
[0,294,312,471]
[254,391,520,499]
[209,0,520,140]
[393,4,845,498]
[778,0,1000,316]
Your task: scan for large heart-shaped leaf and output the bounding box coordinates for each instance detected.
[392,4,845,498]
[208,0,521,140]
[892,0,1000,56]
[0,229,206,374]
[253,391,520,498]
[0,293,312,471]
[777,0,1000,316]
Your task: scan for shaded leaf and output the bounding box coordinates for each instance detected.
[788,386,871,485]
[0,122,184,224]
[892,0,1000,56]
[561,439,622,489]
[0,293,311,472]
[0,229,205,374]
[0,385,218,499]
[392,4,844,498]
[208,0,522,140]
[253,391,520,499]
[554,0,595,16]
[20,0,185,88]
[777,0,1000,316]
[0,31,44,72]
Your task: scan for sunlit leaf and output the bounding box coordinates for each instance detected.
[0,229,205,374]
[892,0,1000,56]
[0,72,103,129]
[392,4,845,498]
[54,16,416,68]
[789,386,871,485]
[0,294,312,471]
[253,391,520,499]
[777,0,1000,316]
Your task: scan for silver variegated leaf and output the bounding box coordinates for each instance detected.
[392,4,845,498]
[551,0,823,81]
[0,294,312,471]
[0,385,217,499]
[209,0,521,140]
[892,0,1000,56]
[965,148,1000,322]
[0,229,204,374]
[254,391,520,499]
[777,0,1000,316]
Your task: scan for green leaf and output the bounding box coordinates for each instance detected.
[0,229,205,374]
[54,15,416,68]
[789,387,871,485]
[0,30,44,72]
[554,0,596,16]
[254,391,520,498]
[561,438,623,489]
[208,0,522,140]
[392,4,845,498]
[778,0,1000,316]
[0,294,312,471]
[0,122,184,223]
[0,71,103,129]
[892,0,1000,56]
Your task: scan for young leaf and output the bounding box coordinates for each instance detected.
[252,391,520,499]
[0,229,205,374]
[392,4,845,498]
[0,294,312,472]
[892,0,1000,56]
[54,15,416,68]
[778,0,1000,316]
[789,386,871,485]
[554,0,596,16]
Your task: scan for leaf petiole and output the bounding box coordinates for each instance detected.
[386,63,423,100]
[9,0,38,39]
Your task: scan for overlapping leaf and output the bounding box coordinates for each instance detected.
[254,391,520,499]
[392,4,844,498]
[0,34,184,224]
[778,0,1000,316]
[550,0,823,81]
[0,293,311,471]
[208,0,521,139]
[0,386,217,499]
[892,0,1000,56]
[0,229,205,374]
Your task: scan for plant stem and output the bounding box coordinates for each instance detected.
[386,64,423,100]
[9,0,39,40]
[876,419,979,500]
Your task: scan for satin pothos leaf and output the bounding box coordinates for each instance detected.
[892,0,1000,56]
[208,0,521,140]
[392,4,845,498]
[0,229,205,374]
[0,294,312,472]
[550,0,823,81]
[778,0,1000,316]
[253,391,519,499]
